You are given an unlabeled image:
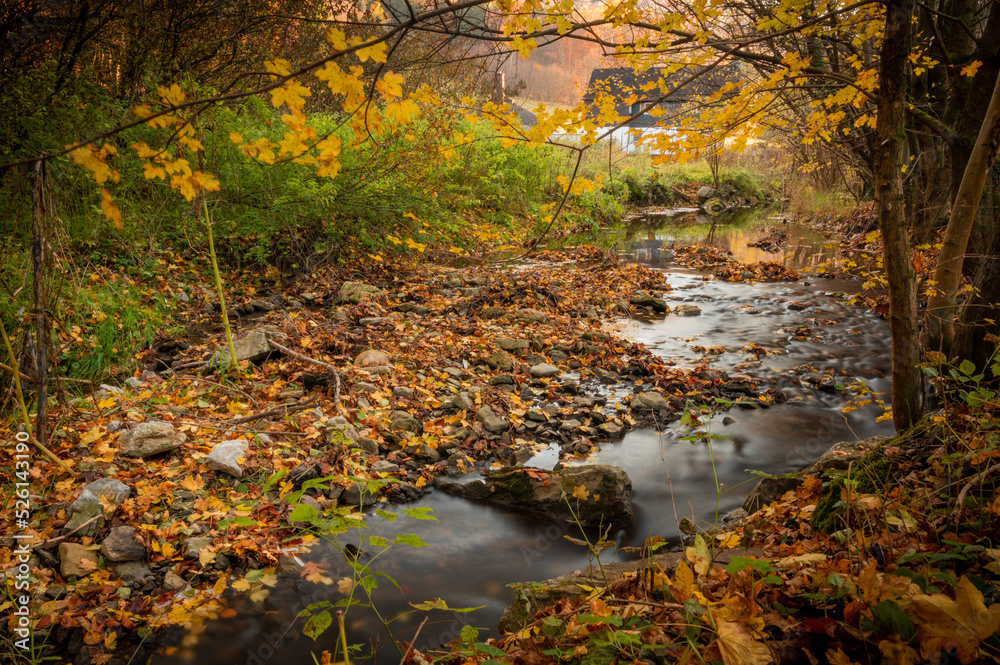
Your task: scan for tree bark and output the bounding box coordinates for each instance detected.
[875,0,922,431]
[925,71,1000,356]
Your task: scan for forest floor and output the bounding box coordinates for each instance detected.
[2,205,999,665]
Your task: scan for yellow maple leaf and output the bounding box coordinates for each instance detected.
[685,533,711,576]
[571,484,590,500]
[376,71,405,101]
[229,132,243,144]
[961,60,982,77]
[910,576,1000,663]
[143,162,167,180]
[356,41,388,63]
[191,171,220,193]
[157,83,185,106]
[325,28,347,49]
[716,619,772,665]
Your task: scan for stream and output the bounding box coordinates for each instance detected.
[157,208,895,665]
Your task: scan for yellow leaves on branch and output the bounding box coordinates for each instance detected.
[99,188,122,228]
[170,171,220,202]
[68,143,120,185]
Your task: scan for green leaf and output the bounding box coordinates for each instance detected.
[368,535,390,547]
[260,469,287,494]
[401,506,437,521]
[299,601,332,617]
[860,601,915,640]
[230,516,255,527]
[473,642,507,657]
[959,359,976,376]
[395,533,427,548]
[375,508,398,522]
[288,503,319,523]
[303,610,332,640]
[459,625,480,642]
[726,556,753,574]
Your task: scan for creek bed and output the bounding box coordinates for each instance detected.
[157,209,894,664]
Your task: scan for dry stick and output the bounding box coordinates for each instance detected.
[41,514,102,547]
[229,396,318,425]
[399,617,429,665]
[266,340,347,418]
[951,462,1000,522]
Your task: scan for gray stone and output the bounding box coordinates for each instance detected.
[206,439,249,477]
[65,478,131,536]
[114,561,152,584]
[210,329,287,367]
[498,547,762,633]
[120,422,187,458]
[630,392,668,411]
[476,406,509,433]
[549,349,569,362]
[697,185,721,201]
[488,374,515,385]
[339,281,385,303]
[449,392,475,412]
[437,464,631,528]
[674,304,702,316]
[393,386,415,399]
[341,482,375,507]
[249,298,277,312]
[417,445,441,462]
[353,437,380,455]
[389,410,422,433]
[484,351,514,372]
[163,571,186,591]
[100,526,147,562]
[594,368,619,381]
[371,460,400,474]
[125,377,143,390]
[597,422,624,438]
[355,349,391,367]
[496,338,531,351]
[353,382,378,393]
[530,363,561,378]
[630,294,669,313]
[59,543,99,578]
[517,308,549,323]
[183,537,214,559]
[328,417,361,445]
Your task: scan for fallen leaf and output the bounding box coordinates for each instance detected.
[716,619,772,665]
[910,576,1000,663]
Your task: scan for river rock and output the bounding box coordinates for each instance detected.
[65,478,131,537]
[339,282,384,303]
[393,386,414,399]
[530,363,561,378]
[101,526,147,562]
[328,417,361,445]
[163,571,186,591]
[436,464,632,527]
[697,185,721,201]
[630,392,668,411]
[597,422,625,438]
[120,421,186,458]
[498,546,762,633]
[630,294,669,313]
[210,328,287,367]
[371,460,400,474]
[355,349,391,367]
[389,410,422,434]
[517,308,549,323]
[447,392,475,412]
[114,561,153,584]
[183,537,214,559]
[674,304,702,316]
[59,543,99,579]
[484,351,514,372]
[206,439,249,477]
[497,338,530,351]
[742,435,892,513]
[476,406,509,433]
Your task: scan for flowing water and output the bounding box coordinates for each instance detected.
[159,208,895,665]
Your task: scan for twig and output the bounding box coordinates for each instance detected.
[605,598,683,610]
[175,376,259,407]
[951,462,1000,522]
[267,340,347,418]
[229,396,318,425]
[170,360,209,371]
[42,515,102,547]
[400,617,429,665]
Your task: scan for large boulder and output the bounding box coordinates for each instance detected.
[101,526,147,562]
[339,282,384,304]
[354,349,391,367]
[697,185,720,202]
[210,328,287,367]
[436,464,632,527]
[120,422,186,458]
[205,439,249,477]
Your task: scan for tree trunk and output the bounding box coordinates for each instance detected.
[925,71,1000,356]
[875,0,922,430]
[31,159,50,448]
